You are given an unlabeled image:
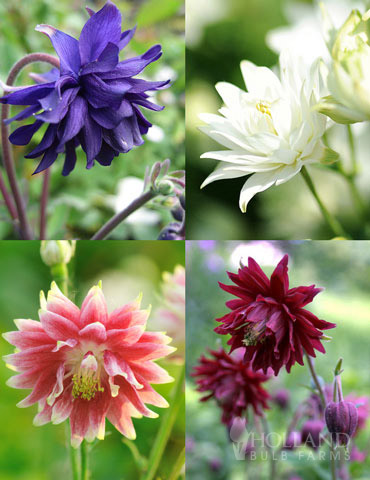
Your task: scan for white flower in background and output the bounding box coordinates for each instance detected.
[266,0,361,64]
[112,177,160,225]
[230,241,286,270]
[186,0,229,47]
[147,125,165,143]
[318,6,370,124]
[199,52,337,212]
[152,265,185,353]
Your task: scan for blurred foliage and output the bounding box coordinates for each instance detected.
[186,240,370,479]
[186,0,370,239]
[0,0,184,239]
[0,240,185,479]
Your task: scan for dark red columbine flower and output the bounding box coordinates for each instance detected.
[215,255,336,376]
[191,347,270,426]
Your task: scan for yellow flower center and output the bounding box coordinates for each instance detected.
[242,322,267,346]
[72,353,104,401]
[256,101,272,118]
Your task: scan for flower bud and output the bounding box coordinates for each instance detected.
[325,401,358,445]
[301,420,324,450]
[157,179,174,196]
[40,240,76,266]
[273,388,290,409]
[229,416,247,442]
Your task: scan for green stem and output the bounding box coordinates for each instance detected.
[167,446,185,480]
[347,125,356,176]
[65,422,79,480]
[142,363,185,480]
[80,441,89,480]
[301,166,348,238]
[260,415,277,480]
[50,262,69,295]
[305,355,337,480]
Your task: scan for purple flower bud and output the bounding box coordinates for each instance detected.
[209,458,222,472]
[325,401,358,446]
[273,389,290,409]
[179,194,185,210]
[284,430,301,450]
[171,204,184,222]
[301,419,324,450]
[229,416,247,442]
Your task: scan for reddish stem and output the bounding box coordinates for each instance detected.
[39,168,50,239]
[1,52,60,239]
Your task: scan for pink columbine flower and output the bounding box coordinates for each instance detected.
[3,282,175,447]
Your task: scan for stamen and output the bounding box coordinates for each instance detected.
[256,101,272,117]
[72,354,104,401]
[242,323,267,346]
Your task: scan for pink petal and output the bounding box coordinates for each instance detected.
[138,332,172,345]
[85,395,110,442]
[45,282,81,326]
[136,379,169,408]
[108,306,148,330]
[104,351,142,389]
[33,400,53,426]
[14,318,44,332]
[4,346,60,370]
[131,361,174,384]
[70,400,90,447]
[118,379,157,418]
[39,309,79,341]
[106,326,144,349]
[123,343,175,362]
[46,364,65,406]
[52,338,78,352]
[79,321,107,343]
[80,285,108,327]
[107,398,136,439]
[6,368,42,389]
[17,367,59,408]
[3,330,54,350]
[51,391,73,424]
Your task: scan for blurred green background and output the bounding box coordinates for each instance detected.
[186,240,370,479]
[0,240,185,480]
[0,0,184,239]
[186,0,370,239]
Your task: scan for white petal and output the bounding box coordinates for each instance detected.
[240,61,282,99]
[239,171,278,212]
[201,164,248,188]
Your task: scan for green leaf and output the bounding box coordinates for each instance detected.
[136,0,182,27]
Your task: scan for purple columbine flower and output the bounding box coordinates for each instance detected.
[0,1,169,175]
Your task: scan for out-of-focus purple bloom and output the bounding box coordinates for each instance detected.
[209,458,222,472]
[273,389,290,409]
[0,1,169,175]
[350,446,367,463]
[284,431,302,450]
[198,240,216,251]
[301,419,324,450]
[185,436,196,453]
[205,253,224,273]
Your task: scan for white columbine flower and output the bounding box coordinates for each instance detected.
[199,52,337,212]
[318,6,370,124]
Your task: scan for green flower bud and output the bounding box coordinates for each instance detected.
[40,241,76,266]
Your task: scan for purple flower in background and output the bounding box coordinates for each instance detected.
[0,2,169,175]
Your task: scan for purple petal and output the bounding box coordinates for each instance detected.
[95,141,117,166]
[79,1,122,65]
[55,75,79,98]
[81,42,119,75]
[99,45,162,80]
[35,25,81,75]
[81,74,130,108]
[79,116,102,168]
[29,68,60,84]
[33,146,58,174]
[127,78,170,93]
[62,141,77,176]
[131,97,164,111]
[58,96,87,145]
[102,117,133,152]
[9,120,43,145]
[36,87,79,124]
[4,104,41,125]
[89,100,132,129]
[0,82,55,105]
[133,105,152,134]
[25,124,58,159]
[119,26,136,50]
[39,89,59,111]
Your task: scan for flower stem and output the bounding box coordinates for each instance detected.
[91,189,157,240]
[260,414,277,480]
[1,53,60,239]
[305,354,337,480]
[301,166,348,238]
[40,168,50,239]
[346,125,356,176]
[65,422,79,480]
[80,441,89,480]
[167,446,185,480]
[142,362,185,480]
[50,262,69,296]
